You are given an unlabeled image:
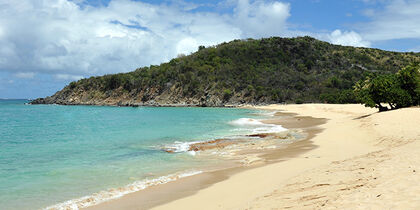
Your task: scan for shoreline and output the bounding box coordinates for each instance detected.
[54,104,420,209]
[43,106,317,210]
[85,106,327,210]
[149,104,420,209]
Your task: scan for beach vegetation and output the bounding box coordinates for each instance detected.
[354,63,420,111]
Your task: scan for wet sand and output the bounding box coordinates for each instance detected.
[89,104,420,210]
[88,107,325,210]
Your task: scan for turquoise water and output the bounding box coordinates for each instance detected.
[0,99,261,210]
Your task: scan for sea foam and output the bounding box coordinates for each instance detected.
[162,118,288,155]
[44,170,202,210]
[229,118,287,134]
[47,117,285,209]
[163,141,201,153]
[229,118,265,126]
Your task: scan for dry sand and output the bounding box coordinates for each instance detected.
[152,104,420,210]
[88,104,420,210]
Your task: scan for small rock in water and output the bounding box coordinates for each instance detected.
[247,134,269,138]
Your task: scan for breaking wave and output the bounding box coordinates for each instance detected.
[45,170,202,210]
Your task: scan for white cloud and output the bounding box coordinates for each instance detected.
[0,25,3,38]
[234,0,291,38]
[0,0,292,79]
[176,37,199,56]
[54,74,84,81]
[359,0,420,41]
[328,30,371,47]
[14,72,36,79]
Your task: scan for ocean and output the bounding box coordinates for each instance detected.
[0,99,285,209]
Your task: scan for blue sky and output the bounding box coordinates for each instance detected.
[1,0,420,99]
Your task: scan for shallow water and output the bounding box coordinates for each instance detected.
[0,99,272,210]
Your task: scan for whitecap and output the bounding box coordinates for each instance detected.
[229,118,287,134]
[229,118,265,126]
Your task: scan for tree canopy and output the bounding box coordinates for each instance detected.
[354,63,420,111]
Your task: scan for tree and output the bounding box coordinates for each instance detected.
[387,87,412,109]
[354,74,393,111]
[354,63,420,111]
[396,63,420,105]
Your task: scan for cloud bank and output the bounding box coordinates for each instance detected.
[0,0,295,79]
[359,0,420,42]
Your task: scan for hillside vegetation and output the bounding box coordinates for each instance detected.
[31,36,420,106]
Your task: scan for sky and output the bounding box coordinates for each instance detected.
[1,0,420,99]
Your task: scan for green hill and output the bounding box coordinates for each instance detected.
[31,36,420,106]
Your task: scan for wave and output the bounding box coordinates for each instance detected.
[258,111,278,116]
[229,118,287,134]
[161,118,288,155]
[47,116,288,209]
[229,118,265,126]
[163,141,204,153]
[44,170,202,210]
[162,141,202,155]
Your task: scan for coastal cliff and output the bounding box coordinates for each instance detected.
[31,36,420,106]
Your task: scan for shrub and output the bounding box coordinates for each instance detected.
[354,63,420,111]
[295,98,304,104]
[396,63,420,104]
[223,89,233,101]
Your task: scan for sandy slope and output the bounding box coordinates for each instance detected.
[153,104,420,210]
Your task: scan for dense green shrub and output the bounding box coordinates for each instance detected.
[354,63,420,111]
[223,89,233,101]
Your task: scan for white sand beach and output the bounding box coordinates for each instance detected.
[153,104,420,210]
[88,104,420,210]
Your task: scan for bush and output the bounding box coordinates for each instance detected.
[295,98,304,104]
[388,88,412,108]
[337,89,357,103]
[320,92,338,103]
[354,63,420,111]
[103,75,121,90]
[319,89,356,104]
[223,89,233,101]
[69,82,77,89]
[396,63,420,104]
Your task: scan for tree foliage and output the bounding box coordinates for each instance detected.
[354,63,420,111]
